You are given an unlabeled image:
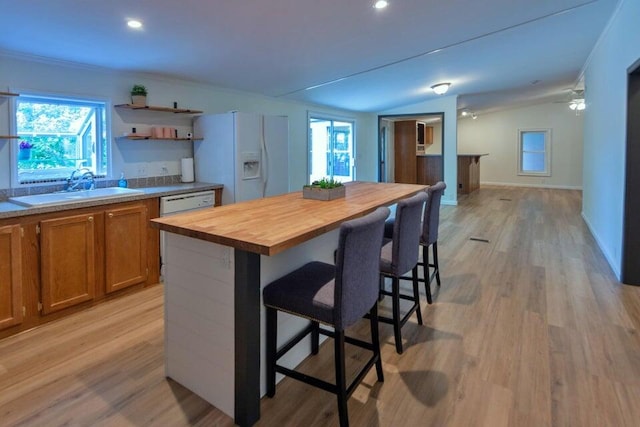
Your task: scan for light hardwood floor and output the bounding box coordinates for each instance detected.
[1,186,639,426]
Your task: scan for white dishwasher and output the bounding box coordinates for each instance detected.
[159,190,216,277]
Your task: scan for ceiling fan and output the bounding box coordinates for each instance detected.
[555,89,585,111]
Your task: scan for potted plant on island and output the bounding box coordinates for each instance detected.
[303,177,346,200]
[18,140,33,161]
[130,84,148,106]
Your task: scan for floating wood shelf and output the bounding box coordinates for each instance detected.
[0,91,19,97]
[114,104,203,114]
[0,135,20,139]
[118,136,203,141]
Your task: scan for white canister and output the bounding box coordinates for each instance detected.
[181,157,195,182]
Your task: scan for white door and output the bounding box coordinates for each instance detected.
[308,116,355,184]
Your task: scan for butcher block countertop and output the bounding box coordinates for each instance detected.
[151,181,426,256]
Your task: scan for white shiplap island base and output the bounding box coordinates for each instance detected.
[152,181,427,426]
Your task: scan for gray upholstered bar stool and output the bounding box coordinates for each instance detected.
[418,181,446,303]
[263,206,390,427]
[384,181,446,304]
[378,191,428,354]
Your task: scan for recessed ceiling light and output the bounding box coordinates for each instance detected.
[373,1,389,9]
[127,19,143,29]
[431,83,451,95]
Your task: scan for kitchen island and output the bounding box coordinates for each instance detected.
[458,153,489,194]
[151,181,426,426]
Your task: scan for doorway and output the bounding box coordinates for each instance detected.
[378,113,444,185]
[308,115,355,184]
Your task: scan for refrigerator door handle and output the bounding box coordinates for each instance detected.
[261,115,268,197]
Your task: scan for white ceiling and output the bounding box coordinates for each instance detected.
[0,0,618,114]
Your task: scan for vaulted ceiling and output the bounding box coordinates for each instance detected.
[0,0,619,114]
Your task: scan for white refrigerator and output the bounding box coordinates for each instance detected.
[193,112,289,205]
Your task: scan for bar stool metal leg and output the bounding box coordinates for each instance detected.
[334,330,348,427]
[391,277,403,354]
[311,321,320,355]
[412,266,423,325]
[369,304,384,382]
[433,242,441,287]
[422,245,433,304]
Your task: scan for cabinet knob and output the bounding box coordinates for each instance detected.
[88,216,94,222]
[108,213,114,218]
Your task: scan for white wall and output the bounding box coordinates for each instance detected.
[380,95,458,205]
[458,102,583,189]
[0,54,378,191]
[582,0,640,279]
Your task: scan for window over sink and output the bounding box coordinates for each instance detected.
[12,92,110,185]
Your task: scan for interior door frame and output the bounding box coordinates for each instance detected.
[622,59,640,285]
[377,112,445,183]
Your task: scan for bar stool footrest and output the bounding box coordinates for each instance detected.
[273,323,381,401]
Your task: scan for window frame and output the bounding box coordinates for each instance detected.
[10,89,112,187]
[517,128,551,177]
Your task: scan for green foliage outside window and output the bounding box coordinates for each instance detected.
[15,95,107,183]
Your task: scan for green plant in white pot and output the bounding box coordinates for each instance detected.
[130,84,148,106]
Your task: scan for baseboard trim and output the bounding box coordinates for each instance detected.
[581,211,621,280]
[480,181,582,190]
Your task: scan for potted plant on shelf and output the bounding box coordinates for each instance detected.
[130,84,148,106]
[18,140,33,161]
[303,177,346,200]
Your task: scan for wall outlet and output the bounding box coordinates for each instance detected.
[160,163,169,175]
[137,163,148,177]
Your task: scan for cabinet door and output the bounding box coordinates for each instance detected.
[394,121,418,184]
[105,204,147,293]
[0,225,23,330]
[41,213,96,314]
[424,125,433,145]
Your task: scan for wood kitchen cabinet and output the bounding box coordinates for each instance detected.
[394,121,418,184]
[105,204,147,293]
[40,212,97,314]
[417,155,443,186]
[0,198,160,340]
[0,224,23,330]
[394,120,434,184]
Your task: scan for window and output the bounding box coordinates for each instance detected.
[13,93,109,185]
[518,129,550,176]
[308,114,355,184]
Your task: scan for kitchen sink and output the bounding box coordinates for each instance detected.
[9,187,145,207]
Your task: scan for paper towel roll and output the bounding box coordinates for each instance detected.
[181,157,195,183]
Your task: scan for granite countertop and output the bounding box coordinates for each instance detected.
[0,182,223,220]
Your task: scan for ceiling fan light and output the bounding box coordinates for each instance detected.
[577,102,586,111]
[431,83,450,95]
[461,110,469,116]
[569,102,577,110]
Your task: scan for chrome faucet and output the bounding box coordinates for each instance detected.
[66,168,95,191]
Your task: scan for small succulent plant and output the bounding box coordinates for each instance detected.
[308,177,343,189]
